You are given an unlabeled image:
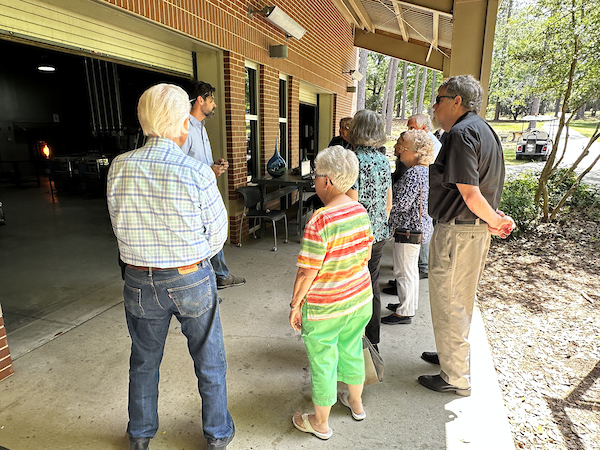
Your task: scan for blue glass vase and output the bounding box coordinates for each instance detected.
[267,139,286,178]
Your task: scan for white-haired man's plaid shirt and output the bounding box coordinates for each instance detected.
[107,136,227,268]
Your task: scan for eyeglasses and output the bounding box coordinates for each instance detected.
[311,173,333,185]
[190,94,214,104]
[435,95,456,104]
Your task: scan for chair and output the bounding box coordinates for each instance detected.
[236,185,288,251]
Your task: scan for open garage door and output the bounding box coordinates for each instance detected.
[0,0,194,77]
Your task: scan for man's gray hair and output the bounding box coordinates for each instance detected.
[138,83,191,138]
[349,110,386,147]
[314,145,359,193]
[439,75,483,113]
[408,113,433,132]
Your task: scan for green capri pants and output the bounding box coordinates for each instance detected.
[301,302,372,406]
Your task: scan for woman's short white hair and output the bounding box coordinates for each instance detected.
[138,83,190,138]
[314,145,359,193]
[402,129,435,166]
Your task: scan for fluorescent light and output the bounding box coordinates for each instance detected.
[249,5,306,40]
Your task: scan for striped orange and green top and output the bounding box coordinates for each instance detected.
[297,201,374,321]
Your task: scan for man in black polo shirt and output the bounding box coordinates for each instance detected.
[418,75,515,396]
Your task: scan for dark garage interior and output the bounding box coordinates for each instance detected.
[0,38,191,357]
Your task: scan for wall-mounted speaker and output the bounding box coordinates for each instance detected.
[269,45,288,59]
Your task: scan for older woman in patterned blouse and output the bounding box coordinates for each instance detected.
[347,110,393,350]
[382,129,434,325]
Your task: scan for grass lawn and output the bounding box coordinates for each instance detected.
[569,118,600,138]
[384,118,530,165]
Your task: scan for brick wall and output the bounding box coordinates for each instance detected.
[103,0,356,243]
[223,51,247,244]
[0,305,14,382]
[103,0,356,113]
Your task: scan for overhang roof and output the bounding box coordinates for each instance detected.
[331,0,454,72]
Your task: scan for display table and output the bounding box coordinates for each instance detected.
[251,173,314,239]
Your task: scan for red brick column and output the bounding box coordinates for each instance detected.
[223,51,248,245]
[0,305,14,382]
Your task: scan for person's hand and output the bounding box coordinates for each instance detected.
[488,210,515,238]
[289,306,302,331]
[211,159,229,177]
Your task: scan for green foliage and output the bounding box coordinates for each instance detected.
[489,0,600,118]
[547,169,600,220]
[499,171,540,235]
[362,51,439,116]
[499,169,600,236]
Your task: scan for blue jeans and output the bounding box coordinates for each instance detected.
[210,249,230,280]
[123,261,233,442]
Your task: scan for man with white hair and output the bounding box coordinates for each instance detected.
[107,83,235,450]
[419,75,515,396]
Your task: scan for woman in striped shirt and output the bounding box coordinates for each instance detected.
[290,145,374,440]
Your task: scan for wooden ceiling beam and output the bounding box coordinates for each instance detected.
[392,2,409,42]
[344,0,375,33]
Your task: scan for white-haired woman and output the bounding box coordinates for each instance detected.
[290,145,374,440]
[382,129,434,325]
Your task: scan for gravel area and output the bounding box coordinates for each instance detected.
[478,216,600,449]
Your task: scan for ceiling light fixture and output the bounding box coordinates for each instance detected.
[37,65,56,72]
[248,5,306,40]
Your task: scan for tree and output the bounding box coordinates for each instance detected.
[365,52,388,111]
[357,48,368,111]
[491,0,514,120]
[429,71,437,116]
[521,0,600,221]
[418,67,428,113]
[397,62,408,119]
[411,65,420,115]
[382,58,399,135]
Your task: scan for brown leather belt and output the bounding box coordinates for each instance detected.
[127,260,205,272]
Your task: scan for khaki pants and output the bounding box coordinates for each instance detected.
[428,222,490,389]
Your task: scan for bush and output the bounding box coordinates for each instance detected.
[499,169,600,236]
[499,170,539,235]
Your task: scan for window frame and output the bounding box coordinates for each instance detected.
[245,61,259,181]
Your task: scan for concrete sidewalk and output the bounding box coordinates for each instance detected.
[0,232,515,450]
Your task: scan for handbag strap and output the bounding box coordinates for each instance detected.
[417,168,423,232]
